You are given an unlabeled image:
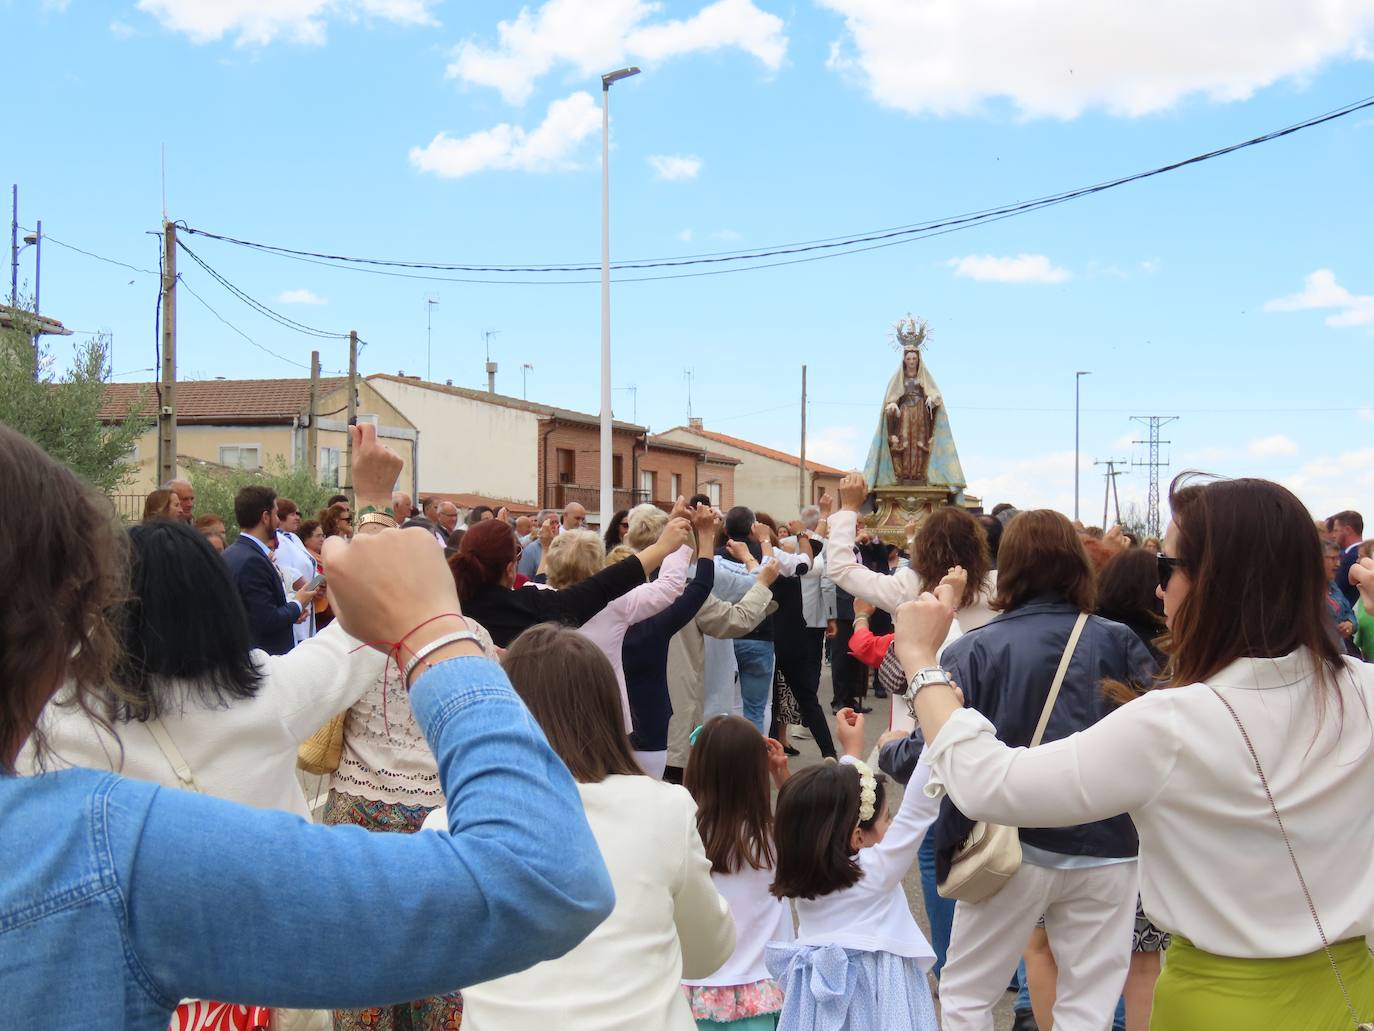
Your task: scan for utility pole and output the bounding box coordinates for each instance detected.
[1094,458,1128,529]
[307,350,320,479]
[799,364,808,509]
[345,330,358,501]
[9,184,16,309]
[521,362,534,400]
[1131,416,1179,539]
[157,220,178,487]
[483,328,500,393]
[684,368,694,422]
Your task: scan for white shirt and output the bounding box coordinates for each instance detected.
[925,649,1374,959]
[682,864,793,988]
[275,530,318,643]
[799,542,836,628]
[792,758,940,966]
[25,624,386,820]
[429,775,735,1031]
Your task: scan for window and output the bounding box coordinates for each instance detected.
[219,445,261,471]
[640,469,655,498]
[670,473,681,499]
[706,481,721,506]
[556,448,576,484]
[612,454,625,488]
[319,446,340,487]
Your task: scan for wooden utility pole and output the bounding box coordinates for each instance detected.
[157,220,177,486]
[344,330,358,501]
[798,364,808,509]
[307,350,320,479]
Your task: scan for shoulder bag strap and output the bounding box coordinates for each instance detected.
[1209,686,1371,1030]
[1030,611,1089,748]
[144,719,203,794]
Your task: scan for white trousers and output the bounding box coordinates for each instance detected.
[939,859,1138,1031]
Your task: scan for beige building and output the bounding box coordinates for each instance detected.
[101,377,418,499]
[656,421,845,520]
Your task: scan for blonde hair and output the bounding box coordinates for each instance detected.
[626,503,668,551]
[605,543,637,565]
[545,529,607,589]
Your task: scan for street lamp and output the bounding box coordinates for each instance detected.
[521,362,534,400]
[1074,370,1091,521]
[599,65,640,526]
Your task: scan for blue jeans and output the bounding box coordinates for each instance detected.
[734,639,775,733]
[919,834,957,978]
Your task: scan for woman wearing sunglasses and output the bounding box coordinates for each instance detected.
[898,474,1374,1031]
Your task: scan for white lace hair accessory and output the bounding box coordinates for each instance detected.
[849,758,878,824]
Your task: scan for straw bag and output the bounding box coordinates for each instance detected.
[938,612,1088,904]
[296,712,347,775]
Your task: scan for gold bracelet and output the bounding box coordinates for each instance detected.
[357,512,398,532]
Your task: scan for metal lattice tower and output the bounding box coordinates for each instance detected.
[1131,416,1179,539]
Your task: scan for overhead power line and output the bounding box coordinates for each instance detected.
[177,92,1374,286]
[25,229,160,276]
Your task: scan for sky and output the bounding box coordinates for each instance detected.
[7,0,1374,525]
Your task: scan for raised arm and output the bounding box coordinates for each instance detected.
[614,541,692,625]
[826,498,910,612]
[697,562,779,638]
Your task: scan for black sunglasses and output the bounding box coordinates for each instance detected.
[1157,553,1183,589]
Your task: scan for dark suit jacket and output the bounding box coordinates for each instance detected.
[1337,544,1362,606]
[223,534,299,655]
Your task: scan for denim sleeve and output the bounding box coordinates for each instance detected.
[118,656,614,1011]
[878,729,924,784]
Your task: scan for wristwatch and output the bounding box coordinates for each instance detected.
[908,666,953,696]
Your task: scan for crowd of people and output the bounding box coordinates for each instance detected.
[5,421,1374,1031]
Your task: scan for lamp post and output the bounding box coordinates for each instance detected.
[521,362,534,400]
[600,65,640,526]
[1074,370,1091,521]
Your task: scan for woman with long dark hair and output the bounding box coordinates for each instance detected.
[604,508,630,552]
[902,475,1374,1031]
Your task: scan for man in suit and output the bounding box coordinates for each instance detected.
[1327,510,1365,606]
[223,485,318,655]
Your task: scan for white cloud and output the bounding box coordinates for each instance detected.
[1248,434,1299,458]
[1359,406,1374,423]
[819,1,1374,119]
[1139,259,1161,275]
[678,229,695,242]
[804,425,864,469]
[648,154,703,180]
[947,254,1072,284]
[410,91,602,178]
[711,228,742,241]
[110,19,138,38]
[1263,269,1374,328]
[1283,448,1374,517]
[447,0,787,105]
[278,288,327,305]
[135,0,436,46]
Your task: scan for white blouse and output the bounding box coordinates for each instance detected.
[793,759,940,966]
[426,774,735,1031]
[682,863,793,988]
[25,623,386,820]
[924,650,1374,959]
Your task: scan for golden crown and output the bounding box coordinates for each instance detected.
[891,314,929,353]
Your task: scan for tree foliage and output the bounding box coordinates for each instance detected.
[189,457,342,543]
[0,311,147,493]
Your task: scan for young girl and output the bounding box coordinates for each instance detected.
[682,716,795,1030]
[766,710,941,1031]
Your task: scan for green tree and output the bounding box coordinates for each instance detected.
[0,310,147,492]
[189,457,342,543]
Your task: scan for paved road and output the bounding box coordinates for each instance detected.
[786,672,1019,1031]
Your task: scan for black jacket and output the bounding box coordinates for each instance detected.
[223,535,298,656]
[880,595,1157,878]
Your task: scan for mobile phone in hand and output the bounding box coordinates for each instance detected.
[304,573,327,592]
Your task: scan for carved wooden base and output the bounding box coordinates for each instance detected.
[865,484,980,545]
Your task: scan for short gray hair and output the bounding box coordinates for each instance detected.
[626,503,669,551]
[800,505,821,530]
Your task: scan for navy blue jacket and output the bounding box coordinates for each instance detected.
[881,595,1156,878]
[1337,544,1362,606]
[223,534,299,656]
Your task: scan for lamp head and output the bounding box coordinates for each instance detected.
[22,232,38,245]
[602,66,641,89]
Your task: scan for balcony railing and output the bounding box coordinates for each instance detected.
[544,482,648,514]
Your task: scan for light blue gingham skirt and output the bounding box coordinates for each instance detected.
[764,942,938,1031]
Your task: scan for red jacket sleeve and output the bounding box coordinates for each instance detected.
[848,625,894,669]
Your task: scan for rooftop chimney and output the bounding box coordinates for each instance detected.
[688,417,703,430]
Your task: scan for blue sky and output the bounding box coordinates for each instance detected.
[8,0,1374,521]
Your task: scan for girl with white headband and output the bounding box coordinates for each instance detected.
[764,709,941,1031]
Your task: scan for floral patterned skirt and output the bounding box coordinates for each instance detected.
[684,979,784,1023]
[322,790,464,1031]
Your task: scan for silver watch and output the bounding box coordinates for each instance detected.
[908,666,952,696]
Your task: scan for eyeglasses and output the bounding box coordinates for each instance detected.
[1157,553,1183,589]
[619,521,630,530]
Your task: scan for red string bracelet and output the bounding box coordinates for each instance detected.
[348,613,467,733]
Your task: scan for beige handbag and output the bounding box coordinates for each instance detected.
[938,612,1088,904]
[296,711,347,775]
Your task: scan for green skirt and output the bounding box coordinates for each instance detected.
[1152,934,1374,1031]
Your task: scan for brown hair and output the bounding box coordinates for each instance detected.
[770,761,887,900]
[319,503,351,538]
[0,425,129,770]
[684,715,774,874]
[1164,475,1346,697]
[275,497,299,520]
[141,489,176,522]
[501,624,642,783]
[911,506,992,609]
[1096,548,1165,630]
[450,518,518,602]
[993,509,1096,613]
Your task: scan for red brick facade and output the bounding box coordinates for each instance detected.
[641,437,738,510]
[536,419,643,514]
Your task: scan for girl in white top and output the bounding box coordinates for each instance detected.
[425,623,736,1031]
[899,475,1374,1031]
[681,715,795,1030]
[765,710,940,1031]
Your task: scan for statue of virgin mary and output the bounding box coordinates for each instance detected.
[863,317,967,490]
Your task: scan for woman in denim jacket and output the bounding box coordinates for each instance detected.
[0,423,614,1030]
